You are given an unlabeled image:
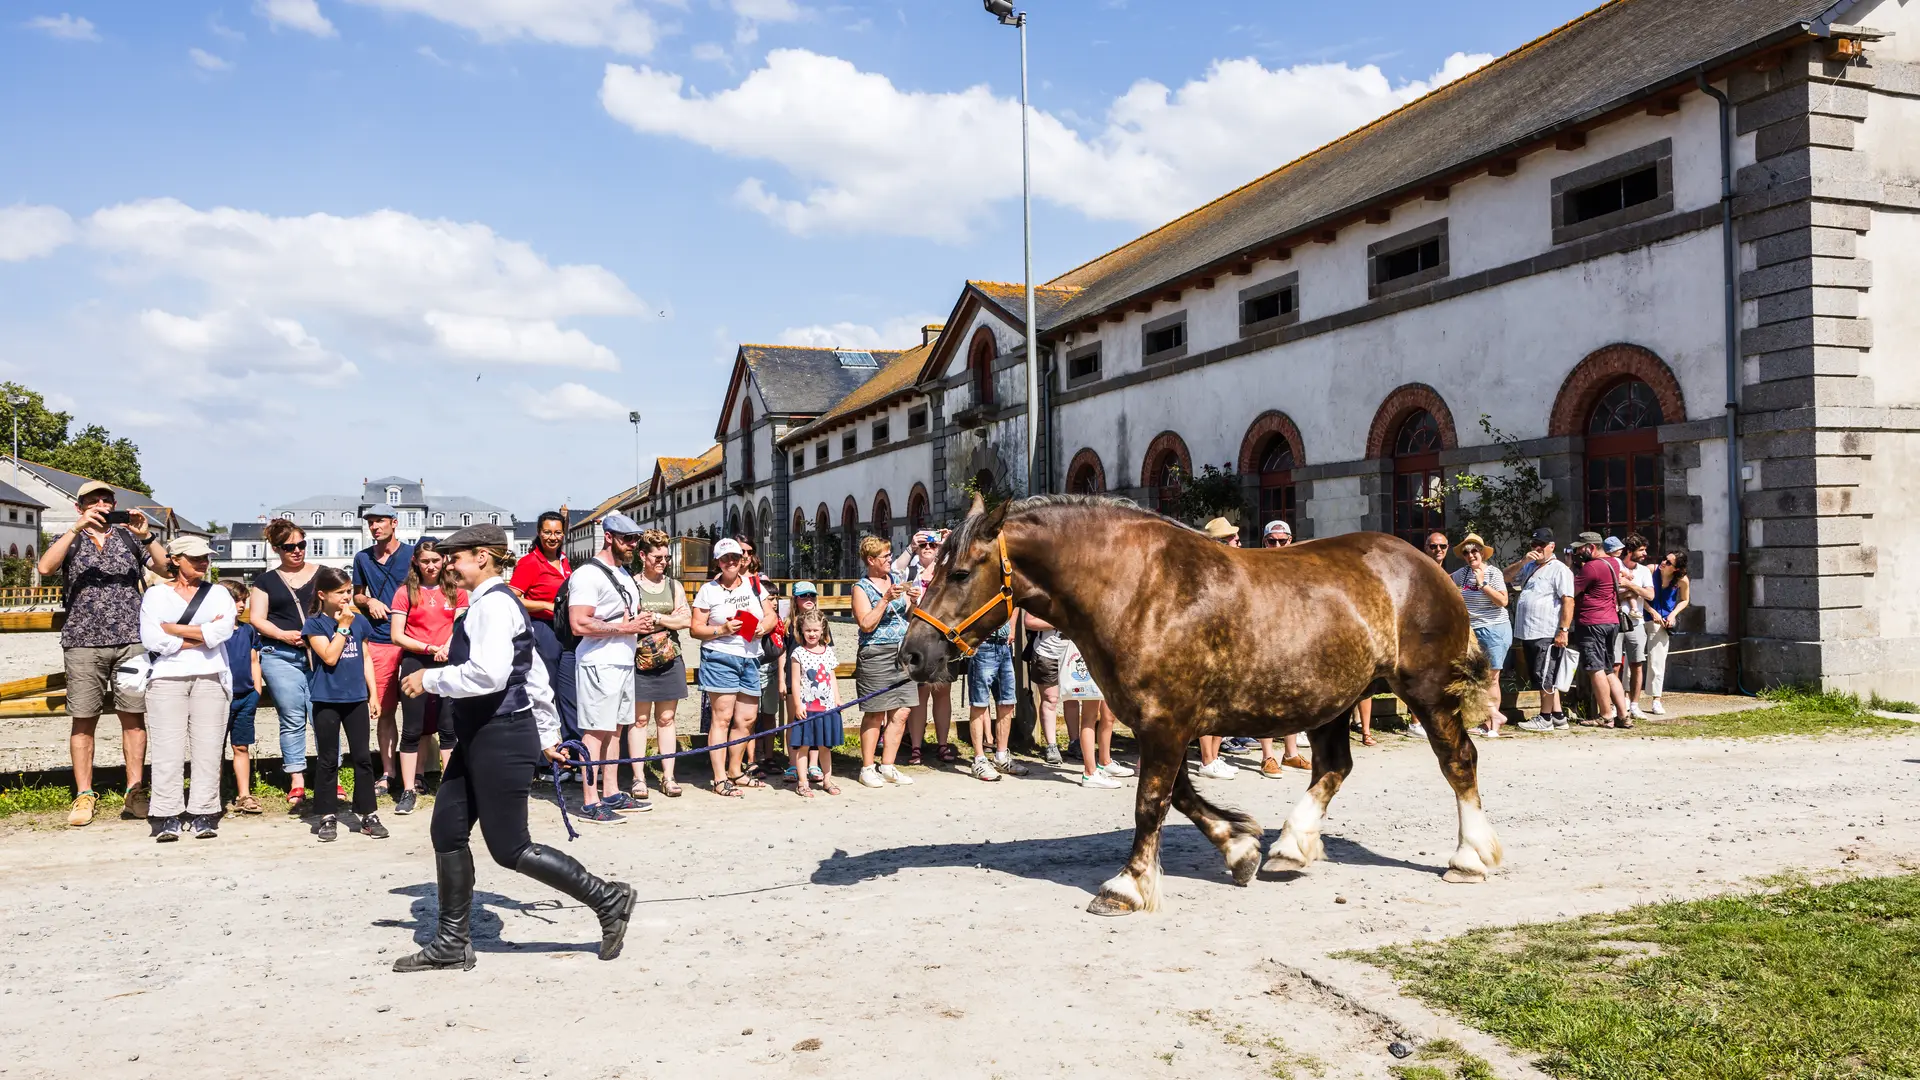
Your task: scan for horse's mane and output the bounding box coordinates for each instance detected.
[942,493,1199,565]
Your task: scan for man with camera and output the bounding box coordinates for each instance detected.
[37,480,170,826]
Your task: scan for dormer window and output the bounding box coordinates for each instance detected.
[488,514,500,525]
[386,487,401,506]
[461,513,473,526]
[310,512,324,526]
[433,513,445,527]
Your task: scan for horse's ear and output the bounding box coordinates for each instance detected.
[981,497,1011,536]
[967,491,986,518]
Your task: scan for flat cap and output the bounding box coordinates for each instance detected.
[439,522,510,551]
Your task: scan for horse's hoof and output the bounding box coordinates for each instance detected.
[1261,853,1306,875]
[1442,867,1487,884]
[1229,856,1259,887]
[1087,893,1139,917]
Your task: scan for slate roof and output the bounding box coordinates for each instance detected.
[276,494,365,514]
[738,345,909,417]
[1042,0,1840,330]
[782,339,936,445]
[0,478,44,508]
[228,521,265,541]
[9,457,197,533]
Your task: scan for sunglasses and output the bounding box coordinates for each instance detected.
[1425,543,1449,551]
[277,543,306,553]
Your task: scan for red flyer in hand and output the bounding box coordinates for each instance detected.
[733,611,759,641]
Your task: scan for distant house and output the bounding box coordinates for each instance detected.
[0,477,48,570]
[2,457,205,544]
[260,475,519,570]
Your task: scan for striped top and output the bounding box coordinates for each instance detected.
[1451,565,1509,629]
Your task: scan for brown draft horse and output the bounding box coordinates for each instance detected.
[900,494,1502,916]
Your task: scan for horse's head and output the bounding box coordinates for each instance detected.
[901,494,1013,683]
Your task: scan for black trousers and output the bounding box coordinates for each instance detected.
[397,653,446,753]
[312,700,376,816]
[430,707,541,869]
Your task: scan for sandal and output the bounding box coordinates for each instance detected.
[234,793,264,814]
[286,787,306,813]
[661,780,683,798]
[820,779,841,796]
[936,744,959,765]
[794,784,816,798]
[1360,735,1377,747]
[905,745,923,766]
[710,778,741,798]
[732,772,767,789]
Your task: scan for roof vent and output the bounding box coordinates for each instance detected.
[834,349,879,369]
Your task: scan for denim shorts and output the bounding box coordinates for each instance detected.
[697,649,761,696]
[1472,621,1513,671]
[228,688,259,747]
[967,642,1016,707]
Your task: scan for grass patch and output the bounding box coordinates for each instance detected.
[1353,874,1920,1079]
[1637,684,1914,739]
[1389,1039,1494,1080]
[0,779,124,818]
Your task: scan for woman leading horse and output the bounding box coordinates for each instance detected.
[900,495,1502,916]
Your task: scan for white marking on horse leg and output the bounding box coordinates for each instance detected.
[1266,789,1328,871]
[1137,856,1163,912]
[1222,830,1261,886]
[1444,796,1502,883]
[1089,868,1152,916]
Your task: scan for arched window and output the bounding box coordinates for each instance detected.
[461,513,473,527]
[7,543,16,557]
[310,512,323,526]
[968,328,997,406]
[729,506,742,539]
[743,505,756,545]
[841,497,861,577]
[433,513,445,527]
[1392,410,1445,546]
[1066,449,1105,495]
[1585,379,1664,540]
[907,484,931,534]
[739,400,756,484]
[1256,435,1297,530]
[871,490,892,544]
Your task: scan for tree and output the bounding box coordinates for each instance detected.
[1166,464,1246,528]
[0,382,150,493]
[1422,415,1562,560]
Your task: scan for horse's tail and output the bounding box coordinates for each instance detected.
[1444,633,1494,717]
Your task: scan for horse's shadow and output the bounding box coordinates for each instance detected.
[373,883,592,955]
[808,826,1444,896]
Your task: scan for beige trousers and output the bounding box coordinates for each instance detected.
[146,673,231,817]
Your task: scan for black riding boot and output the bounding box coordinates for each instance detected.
[392,849,477,973]
[512,843,635,960]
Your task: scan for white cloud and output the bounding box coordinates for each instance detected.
[254,0,336,37]
[345,0,655,55]
[0,204,76,261]
[137,308,359,389]
[776,313,937,350]
[521,381,629,422]
[730,0,801,21]
[189,47,233,71]
[690,42,728,64]
[602,48,1493,241]
[24,14,99,41]
[425,313,619,370]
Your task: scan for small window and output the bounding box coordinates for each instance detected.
[433,513,444,527]
[872,419,890,446]
[1551,139,1673,245]
[461,514,473,527]
[310,512,324,526]
[792,452,805,473]
[1568,166,1658,225]
[1239,271,1300,336]
[309,538,326,557]
[1064,343,1101,387]
[1141,312,1188,364]
[386,487,401,506]
[1367,219,1449,299]
[280,511,293,521]
[489,514,499,525]
[815,443,827,468]
[907,407,928,434]
[842,431,857,457]
[405,511,420,528]
[341,538,356,555]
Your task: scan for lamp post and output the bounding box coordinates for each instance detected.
[628,410,643,515]
[984,0,1041,496]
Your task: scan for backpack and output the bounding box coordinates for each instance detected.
[552,560,634,654]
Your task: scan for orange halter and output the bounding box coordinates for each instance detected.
[907,533,1014,660]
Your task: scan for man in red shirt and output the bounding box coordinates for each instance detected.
[510,512,578,743]
[1571,531,1633,727]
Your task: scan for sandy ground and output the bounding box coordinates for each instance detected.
[3,721,1916,1080]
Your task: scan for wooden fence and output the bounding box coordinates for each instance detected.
[0,586,62,609]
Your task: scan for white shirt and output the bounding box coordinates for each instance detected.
[1626,563,1655,620]
[568,557,639,669]
[1512,557,1575,641]
[693,577,765,658]
[140,580,238,685]
[421,577,560,747]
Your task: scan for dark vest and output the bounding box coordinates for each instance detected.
[446,587,535,722]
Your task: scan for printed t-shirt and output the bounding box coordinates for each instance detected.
[351,543,414,645]
[391,585,470,651]
[791,646,838,712]
[509,551,571,623]
[60,526,147,648]
[569,558,639,669]
[1573,558,1621,628]
[303,613,373,702]
[224,623,260,694]
[694,577,764,658]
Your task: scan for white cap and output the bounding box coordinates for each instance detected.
[1263,519,1292,537]
[712,538,744,559]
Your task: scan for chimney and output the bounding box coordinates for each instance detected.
[921,323,945,347]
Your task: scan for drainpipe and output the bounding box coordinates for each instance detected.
[1696,72,1750,693]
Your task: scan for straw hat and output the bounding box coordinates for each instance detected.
[1203,517,1238,541]
[1453,532,1490,559]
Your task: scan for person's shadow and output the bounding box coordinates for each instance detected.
[808,825,1444,897]
[376,882,594,955]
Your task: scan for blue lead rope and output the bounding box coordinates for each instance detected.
[547,677,910,840]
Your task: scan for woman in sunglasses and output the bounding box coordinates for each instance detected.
[895,530,955,763]
[249,518,322,808]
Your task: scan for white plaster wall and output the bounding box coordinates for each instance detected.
[1,518,41,559]
[1052,102,1724,387]
[1856,210,1920,405]
[1849,0,1920,63]
[787,422,935,551]
[1858,430,1920,637]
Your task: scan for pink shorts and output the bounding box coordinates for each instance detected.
[367,642,403,723]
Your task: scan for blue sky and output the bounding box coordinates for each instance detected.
[0,0,1592,526]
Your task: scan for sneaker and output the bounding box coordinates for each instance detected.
[993,752,1029,777]
[191,814,219,839]
[877,764,914,786]
[317,815,339,842]
[1099,760,1134,778]
[1649,698,1665,715]
[858,766,887,788]
[1079,770,1123,789]
[613,792,653,814]
[970,756,1002,782]
[1194,758,1238,780]
[393,790,419,816]
[1515,715,1556,733]
[153,815,182,843]
[1221,737,1256,753]
[123,783,150,819]
[361,813,390,839]
[1043,745,1063,766]
[601,792,634,811]
[67,791,98,828]
[1260,756,1284,779]
[1281,753,1312,771]
[1552,713,1570,730]
[1404,721,1426,738]
[1628,704,1648,720]
[574,802,625,824]
[1063,741,1082,762]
